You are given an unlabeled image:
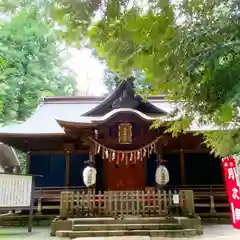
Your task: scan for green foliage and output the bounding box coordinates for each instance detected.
[2,0,240,156]
[86,0,240,156]
[204,129,240,157]
[15,149,26,173]
[103,69,120,93]
[103,69,151,94]
[0,7,77,170]
[0,8,77,123]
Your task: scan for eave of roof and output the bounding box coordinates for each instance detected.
[56,108,164,128]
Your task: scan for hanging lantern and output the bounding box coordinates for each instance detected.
[155,165,169,186]
[83,166,97,187]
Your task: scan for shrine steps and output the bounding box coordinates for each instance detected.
[55,217,198,238]
[72,223,182,231]
[72,216,178,225]
[56,229,197,238]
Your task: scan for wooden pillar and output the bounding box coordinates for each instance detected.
[26,151,30,174]
[180,149,185,186]
[155,141,163,190]
[89,143,96,165]
[65,151,70,187]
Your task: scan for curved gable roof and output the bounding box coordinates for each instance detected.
[83,79,167,116]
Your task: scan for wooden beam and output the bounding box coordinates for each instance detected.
[164,147,209,153]
[30,150,88,155]
[180,149,185,186]
[65,151,70,187]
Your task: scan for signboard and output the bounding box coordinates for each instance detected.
[0,174,32,207]
[0,173,34,232]
[222,156,240,229]
[173,194,180,204]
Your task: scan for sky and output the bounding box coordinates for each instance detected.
[65,48,107,97]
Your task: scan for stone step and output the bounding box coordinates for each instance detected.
[71,217,178,225]
[56,229,197,238]
[72,223,182,231]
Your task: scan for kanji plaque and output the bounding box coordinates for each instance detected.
[118,123,132,144]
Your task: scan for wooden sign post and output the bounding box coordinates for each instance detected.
[0,173,35,233]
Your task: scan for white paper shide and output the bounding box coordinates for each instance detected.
[0,174,32,208]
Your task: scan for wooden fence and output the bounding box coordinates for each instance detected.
[33,185,229,216]
[59,190,194,218]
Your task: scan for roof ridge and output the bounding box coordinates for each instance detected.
[43,96,106,103]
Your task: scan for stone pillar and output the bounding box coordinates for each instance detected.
[60,191,74,219]
[179,190,195,216]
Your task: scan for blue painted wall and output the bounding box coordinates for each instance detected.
[184,153,223,185]
[95,154,105,191]
[69,154,89,186]
[147,153,181,187]
[163,153,181,186]
[29,154,66,187]
[146,154,157,186]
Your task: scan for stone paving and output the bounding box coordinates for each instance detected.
[1,225,240,239]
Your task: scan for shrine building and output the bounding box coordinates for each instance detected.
[0,79,224,193]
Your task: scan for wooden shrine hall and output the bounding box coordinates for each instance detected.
[0,78,227,217]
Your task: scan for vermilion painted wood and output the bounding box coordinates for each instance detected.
[105,153,145,190]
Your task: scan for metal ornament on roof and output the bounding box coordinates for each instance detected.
[155,165,169,186]
[83,166,97,187]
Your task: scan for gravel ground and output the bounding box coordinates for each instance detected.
[0,225,240,239]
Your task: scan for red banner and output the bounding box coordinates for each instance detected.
[222,156,240,229]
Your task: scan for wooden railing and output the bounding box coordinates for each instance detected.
[34,186,86,213]
[33,185,229,216]
[194,192,229,213]
[59,190,194,218]
[163,184,225,192]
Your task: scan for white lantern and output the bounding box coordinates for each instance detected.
[155,165,169,185]
[83,166,97,187]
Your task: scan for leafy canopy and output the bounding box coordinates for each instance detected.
[103,69,151,94]
[0,8,77,123]
[49,0,240,156]
[2,0,240,156]
[0,6,78,171]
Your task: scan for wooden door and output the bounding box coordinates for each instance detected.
[106,157,145,190]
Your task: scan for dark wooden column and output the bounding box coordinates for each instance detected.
[89,142,96,165]
[65,151,70,187]
[26,151,30,174]
[155,141,163,190]
[180,149,185,186]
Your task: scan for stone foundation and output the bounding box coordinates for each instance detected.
[177,216,203,235]
[0,215,55,227]
[51,218,72,236]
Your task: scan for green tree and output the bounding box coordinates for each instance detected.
[0,7,77,171]
[1,0,240,156]
[103,69,151,94]
[0,8,77,123]
[49,0,240,156]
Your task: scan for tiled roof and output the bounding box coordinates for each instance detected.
[0,97,173,135]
